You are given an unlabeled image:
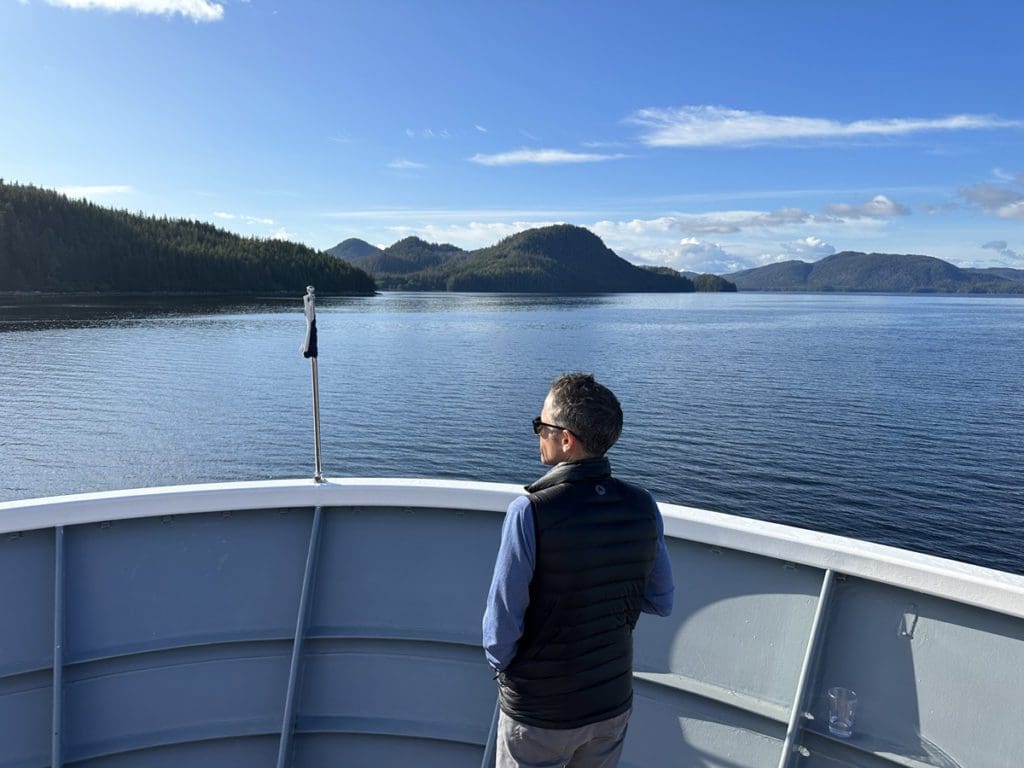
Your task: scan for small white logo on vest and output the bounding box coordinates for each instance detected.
[595,484,606,496]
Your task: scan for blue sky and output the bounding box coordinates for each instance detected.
[2,0,1023,273]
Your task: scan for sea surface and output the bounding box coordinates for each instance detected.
[1,292,1022,574]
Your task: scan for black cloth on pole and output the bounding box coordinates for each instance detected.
[302,318,318,359]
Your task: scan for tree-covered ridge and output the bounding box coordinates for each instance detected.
[330,225,737,292]
[0,181,376,294]
[642,266,737,292]
[964,266,1024,282]
[371,237,469,275]
[726,251,1024,294]
[325,238,383,267]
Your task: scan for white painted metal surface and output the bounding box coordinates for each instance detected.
[4,478,1022,619]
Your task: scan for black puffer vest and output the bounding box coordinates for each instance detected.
[498,457,658,729]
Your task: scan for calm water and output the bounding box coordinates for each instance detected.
[1,292,1022,574]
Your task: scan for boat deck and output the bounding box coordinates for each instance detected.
[2,479,1022,767]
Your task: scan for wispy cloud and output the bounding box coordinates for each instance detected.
[960,180,1024,219]
[982,240,1021,261]
[628,105,1022,147]
[474,124,488,133]
[57,184,134,198]
[213,211,275,226]
[644,196,908,234]
[321,207,605,221]
[405,128,450,139]
[823,195,910,219]
[388,158,427,170]
[46,0,224,22]
[672,207,814,234]
[469,148,627,166]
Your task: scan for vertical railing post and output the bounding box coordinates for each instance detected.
[52,525,65,768]
[777,568,836,768]
[276,506,324,768]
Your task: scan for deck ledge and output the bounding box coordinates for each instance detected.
[2,477,1022,620]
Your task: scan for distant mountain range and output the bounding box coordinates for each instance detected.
[326,225,736,293]
[725,252,1024,294]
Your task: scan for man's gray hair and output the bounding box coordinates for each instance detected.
[548,373,623,457]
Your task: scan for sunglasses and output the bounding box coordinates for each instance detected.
[533,416,572,436]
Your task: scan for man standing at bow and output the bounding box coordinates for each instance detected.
[483,373,674,768]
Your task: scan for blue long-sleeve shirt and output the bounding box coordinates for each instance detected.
[482,494,674,671]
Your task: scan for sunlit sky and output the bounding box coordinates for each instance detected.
[2,0,1023,273]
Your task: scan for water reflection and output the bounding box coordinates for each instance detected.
[0,294,301,331]
[0,291,620,331]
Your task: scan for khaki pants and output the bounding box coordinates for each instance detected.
[496,708,631,768]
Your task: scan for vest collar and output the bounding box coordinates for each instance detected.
[525,457,612,493]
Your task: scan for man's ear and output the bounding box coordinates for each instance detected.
[561,429,582,458]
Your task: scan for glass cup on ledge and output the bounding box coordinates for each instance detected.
[827,687,858,738]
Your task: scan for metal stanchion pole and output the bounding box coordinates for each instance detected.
[301,285,325,483]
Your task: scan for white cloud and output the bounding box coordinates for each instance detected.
[213,211,275,226]
[469,148,626,166]
[271,227,294,241]
[57,184,134,198]
[779,235,836,260]
[46,0,224,21]
[823,194,910,219]
[674,238,735,272]
[997,201,1024,219]
[388,158,427,170]
[474,124,488,133]
[387,220,563,250]
[615,235,748,275]
[628,105,1021,147]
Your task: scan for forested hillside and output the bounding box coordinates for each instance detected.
[359,237,468,276]
[325,238,383,267]
[0,181,376,294]
[329,225,736,292]
[726,251,1024,294]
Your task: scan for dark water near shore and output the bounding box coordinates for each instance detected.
[1,292,1022,574]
